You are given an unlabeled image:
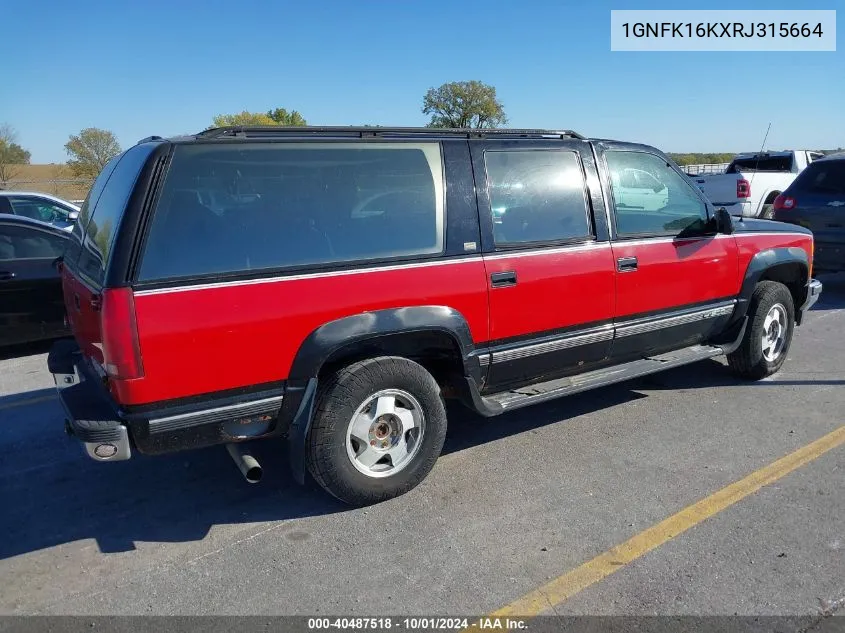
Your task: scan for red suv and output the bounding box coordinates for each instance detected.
[49,127,822,506]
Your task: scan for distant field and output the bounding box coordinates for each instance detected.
[2,164,93,201]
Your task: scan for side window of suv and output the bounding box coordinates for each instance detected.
[484,150,591,246]
[137,142,446,281]
[605,151,708,236]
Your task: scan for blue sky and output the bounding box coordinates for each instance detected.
[2,0,842,163]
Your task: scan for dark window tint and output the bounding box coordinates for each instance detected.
[137,142,445,281]
[484,150,590,246]
[9,197,74,226]
[65,156,121,267]
[76,145,150,286]
[791,160,845,195]
[0,224,67,261]
[726,155,793,173]
[606,151,708,236]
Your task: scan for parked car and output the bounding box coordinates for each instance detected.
[0,192,80,232]
[48,127,821,506]
[0,214,70,346]
[773,152,845,273]
[692,150,824,219]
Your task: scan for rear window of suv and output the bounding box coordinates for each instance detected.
[791,159,845,195]
[137,142,445,282]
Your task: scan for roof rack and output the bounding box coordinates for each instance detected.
[195,126,586,141]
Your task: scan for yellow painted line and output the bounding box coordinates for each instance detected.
[487,425,845,618]
[0,394,56,412]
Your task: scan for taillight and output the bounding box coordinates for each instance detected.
[736,179,751,199]
[773,194,797,211]
[100,287,144,380]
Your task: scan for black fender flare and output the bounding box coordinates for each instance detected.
[731,246,809,325]
[282,306,483,484]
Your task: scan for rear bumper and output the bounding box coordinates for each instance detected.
[48,339,132,462]
[48,340,288,462]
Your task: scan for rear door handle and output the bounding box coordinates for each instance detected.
[0,271,15,281]
[490,271,517,288]
[617,256,638,272]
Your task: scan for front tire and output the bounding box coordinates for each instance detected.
[306,356,447,506]
[727,281,795,380]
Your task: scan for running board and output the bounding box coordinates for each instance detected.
[485,344,724,411]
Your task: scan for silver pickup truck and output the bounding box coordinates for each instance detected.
[693,150,825,219]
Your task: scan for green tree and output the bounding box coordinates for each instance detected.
[65,128,121,178]
[211,108,307,128]
[0,124,31,186]
[422,80,507,129]
[266,108,307,126]
[211,111,277,127]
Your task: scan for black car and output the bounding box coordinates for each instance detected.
[0,214,70,346]
[774,153,845,273]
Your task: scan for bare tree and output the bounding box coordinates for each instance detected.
[0,124,31,187]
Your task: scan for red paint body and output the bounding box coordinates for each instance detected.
[612,235,739,318]
[61,230,814,407]
[482,244,616,341]
[119,261,489,404]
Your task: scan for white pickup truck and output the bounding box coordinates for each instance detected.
[692,150,824,218]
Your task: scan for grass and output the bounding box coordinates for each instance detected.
[2,164,93,202]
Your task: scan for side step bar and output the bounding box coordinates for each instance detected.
[485,344,724,411]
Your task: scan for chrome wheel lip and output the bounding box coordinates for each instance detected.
[345,388,425,479]
[761,302,788,362]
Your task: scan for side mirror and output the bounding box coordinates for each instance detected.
[714,207,734,235]
[68,211,79,221]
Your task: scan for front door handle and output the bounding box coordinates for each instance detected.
[0,271,15,281]
[490,270,517,288]
[617,256,638,272]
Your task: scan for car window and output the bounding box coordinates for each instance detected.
[484,149,591,246]
[791,160,845,196]
[0,224,67,261]
[137,142,445,281]
[9,198,72,224]
[64,156,122,267]
[726,155,793,173]
[76,144,151,286]
[606,151,708,236]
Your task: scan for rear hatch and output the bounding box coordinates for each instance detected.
[61,143,159,377]
[776,159,845,268]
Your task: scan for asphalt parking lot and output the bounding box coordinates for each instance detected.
[0,274,843,619]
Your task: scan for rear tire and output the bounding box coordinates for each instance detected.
[727,281,795,380]
[306,356,447,506]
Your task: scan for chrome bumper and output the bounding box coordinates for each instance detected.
[48,340,132,462]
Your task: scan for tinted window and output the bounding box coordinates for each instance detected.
[0,224,67,260]
[791,160,845,195]
[606,151,708,236]
[77,145,150,286]
[726,155,793,173]
[9,197,73,224]
[138,142,445,281]
[484,150,590,246]
[65,156,121,267]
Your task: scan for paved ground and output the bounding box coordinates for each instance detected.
[0,274,843,618]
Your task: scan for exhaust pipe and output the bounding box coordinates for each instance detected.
[226,443,263,484]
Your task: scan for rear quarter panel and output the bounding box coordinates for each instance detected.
[119,261,490,405]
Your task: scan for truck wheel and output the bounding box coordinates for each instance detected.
[760,205,775,219]
[727,281,795,380]
[306,356,447,506]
